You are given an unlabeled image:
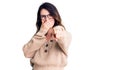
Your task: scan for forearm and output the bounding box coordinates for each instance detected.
[57,31,72,55]
[53,26,72,55]
[23,28,48,58]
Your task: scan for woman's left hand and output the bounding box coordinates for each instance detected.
[53,26,64,40]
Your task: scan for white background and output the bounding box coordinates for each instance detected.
[0,0,120,70]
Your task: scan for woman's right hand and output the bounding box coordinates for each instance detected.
[41,20,53,31]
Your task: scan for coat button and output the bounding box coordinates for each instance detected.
[50,40,53,42]
[46,44,48,47]
[44,50,47,52]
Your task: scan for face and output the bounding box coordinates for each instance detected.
[40,9,55,28]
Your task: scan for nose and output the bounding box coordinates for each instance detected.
[44,16,49,21]
[45,16,48,20]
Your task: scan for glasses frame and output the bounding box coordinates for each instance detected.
[40,14,53,20]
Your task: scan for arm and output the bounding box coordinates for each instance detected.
[53,26,72,56]
[23,28,48,58]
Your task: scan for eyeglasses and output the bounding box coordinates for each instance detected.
[40,14,53,20]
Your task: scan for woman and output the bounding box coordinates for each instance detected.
[23,2,72,70]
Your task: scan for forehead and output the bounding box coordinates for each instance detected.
[40,9,50,15]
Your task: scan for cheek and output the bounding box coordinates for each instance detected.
[51,20,55,26]
[41,20,44,24]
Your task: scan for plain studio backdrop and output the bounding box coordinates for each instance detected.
[0,0,120,70]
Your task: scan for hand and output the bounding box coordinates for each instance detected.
[53,26,64,40]
[41,20,54,31]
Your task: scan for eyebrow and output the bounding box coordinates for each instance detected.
[40,14,50,16]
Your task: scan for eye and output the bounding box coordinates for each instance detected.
[40,14,53,20]
[41,15,46,18]
[47,14,53,19]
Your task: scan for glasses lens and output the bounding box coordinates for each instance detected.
[41,15,46,19]
[40,14,53,20]
[47,14,53,19]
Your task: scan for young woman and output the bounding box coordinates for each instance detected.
[23,2,72,70]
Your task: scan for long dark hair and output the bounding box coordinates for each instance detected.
[36,2,65,33]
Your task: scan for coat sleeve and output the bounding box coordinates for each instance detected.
[54,26,72,56]
[23,28,48,58]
